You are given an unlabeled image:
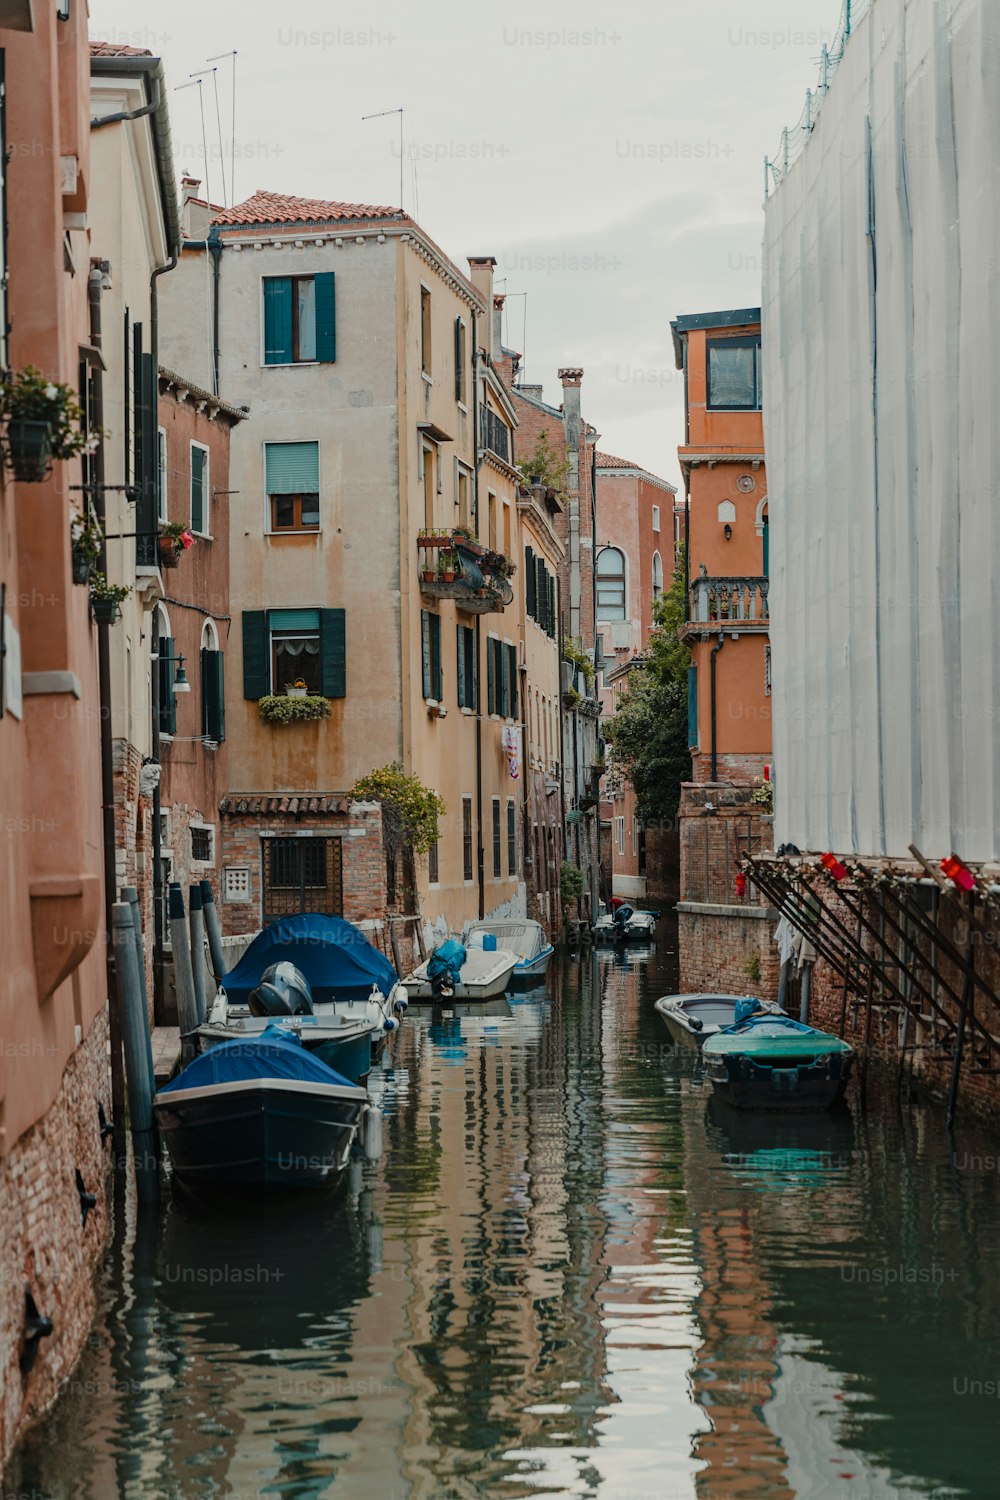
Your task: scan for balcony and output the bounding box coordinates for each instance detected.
[417,530,514,614]
[685,573,769,638]
[480,407,511,465]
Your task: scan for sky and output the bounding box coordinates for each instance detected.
[91,0,836,491]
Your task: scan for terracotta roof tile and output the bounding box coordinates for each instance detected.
[90,41,154,57]
[213,189,404,229]
[596,450,643,470]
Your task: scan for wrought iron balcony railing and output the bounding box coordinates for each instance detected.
[417,530,514,613]
[480,408,510,465]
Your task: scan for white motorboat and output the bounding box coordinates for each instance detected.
[465,919,555,986]
[654,992,784,1049]
[592,906,659,943]
[402,944,518,1001]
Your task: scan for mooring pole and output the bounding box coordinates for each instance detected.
[169,883,200,1061]
[111,904,158,1199]
[189,883,207,1025]
[946,891,976,1131]
[122,885,155,1106]
[200,879,226,988]
[799,962,812,1024]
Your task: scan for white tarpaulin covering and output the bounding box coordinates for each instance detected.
[762,0,1000,862]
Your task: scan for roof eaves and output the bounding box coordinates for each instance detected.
[90,55,180,258]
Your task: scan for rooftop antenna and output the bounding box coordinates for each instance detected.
[207,50,238,207]
[362,106,404,211]
[174,77,211,208]
[190,68,225,207]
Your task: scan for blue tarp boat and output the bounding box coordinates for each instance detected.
[198,916,406,1078]
[155,1025,370,1190]
[465,920,555,986]
[702,1013,854,1112]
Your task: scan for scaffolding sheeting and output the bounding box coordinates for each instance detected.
[762,0,1000,861]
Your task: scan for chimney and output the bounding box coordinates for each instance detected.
[493,294,505,357]
[180,174,202,205]
[467,256,496,354]
[518,383,544,400]
[559,367,584,443]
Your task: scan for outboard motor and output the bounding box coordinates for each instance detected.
[427,939,465,1000]
[248,960,314,1018]
[612,903,634,937]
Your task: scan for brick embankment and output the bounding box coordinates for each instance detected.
[0,1010,114,1472]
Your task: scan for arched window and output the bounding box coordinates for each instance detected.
[200,617,225,743]
[596,547,626,621]
[154,604,176,735]
[652,551,663,600]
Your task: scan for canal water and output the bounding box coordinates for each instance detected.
[9,925,1000,1499]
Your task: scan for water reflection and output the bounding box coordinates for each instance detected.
[9,926,1000,1499]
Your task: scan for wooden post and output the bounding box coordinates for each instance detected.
[169,883,200,1060]
[189,883,207,1025]
[947,891,976,1130]
[200,879,226,987]
[111,904,158,1199]
[388,917,404,977]
[122,885,155,1106]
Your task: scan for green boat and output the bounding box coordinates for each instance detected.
[702,1014,854,1112]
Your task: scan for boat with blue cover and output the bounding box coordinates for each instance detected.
[197,915,406,1080]
[465,919,554,986]
[702,1013,854,1112]
[154,1024,371,1190]
[402,937,517,1001]
[655,992,784,1049]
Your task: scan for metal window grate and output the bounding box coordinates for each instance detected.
[191,825,213,863]
[262,837,343,922]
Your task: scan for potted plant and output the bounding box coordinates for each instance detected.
[0,366,97,482]
[70,514,103,585]
[440,548,457,584]
[89,573,131,626]
[285,678,309,699]
[157,521,194,569]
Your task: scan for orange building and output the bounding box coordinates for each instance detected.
[670,309,776,994]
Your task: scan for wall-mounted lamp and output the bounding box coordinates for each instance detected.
[156,650,191,695]
[723,523,733,541]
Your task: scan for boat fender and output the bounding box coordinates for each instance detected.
[362,1106,383,1162]
[689,1017,704,1032]
[383,1016,397,1032]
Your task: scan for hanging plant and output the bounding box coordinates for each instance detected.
[71,514,103,585]
[88,573,131,625]
[157,520,194,569]
[0,366,98,481]
[258,694,331,724]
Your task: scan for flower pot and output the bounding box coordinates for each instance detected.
[5,418,53,482]
[285,686,308,699]
[71,548,94,585]
[91,596,121,626]
[423,570,435,583]
[442,570,456,584]
[157,537,180,569]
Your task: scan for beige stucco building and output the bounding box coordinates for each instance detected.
[160,193,557,942]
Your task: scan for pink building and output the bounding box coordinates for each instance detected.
[593,452,677,902]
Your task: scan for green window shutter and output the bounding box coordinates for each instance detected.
[467,627,477,710]
[687,665,699,747]
[508,644,518,721]
[487,636,495,714]
[263,278,293,364]
[547,575,556,638]
[456,626,466,709]
[320,608,346,698]
[191,445,206,533]
[421,611,431,698]
[454,317,463,402]
[202,648,226,742]
[265,441,320,494]
[431,613,443,701]
[242,611,268,699]
[159,635,176,734]
[314,272,336,362]
[525,546,536,618]
[536,558,547,631]
[500,639,510,717]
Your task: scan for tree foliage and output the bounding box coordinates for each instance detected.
[348,763,445,856]
[603,547,691,822]
[523,430,570,494]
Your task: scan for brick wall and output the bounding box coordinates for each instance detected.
[0,1010,113,1470]
[690,750,769,786]
[645,824,680,905]
[678,906,782,998]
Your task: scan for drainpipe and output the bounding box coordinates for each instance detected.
[208,226,222,396]
[149,252,176,1017]
[556,574,568,915]
[91,75,161,132]
[89,262,127,1140]
[472,312,485,919]
[710,630,725,783]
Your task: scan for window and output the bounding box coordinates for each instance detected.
[421,610,443,700]
[764,644,772,697]
[492,798,502,878]
[420,285,432,375]
[706,336,762,411]
[615,816,625,856]
[156,606,176,736]
[243,608,346,700]
[486,638,517,718]
[454,317,467,403]
[488,492,497,551]
[652,551,663,600]
[157,427,168,522]
[428,834,439,885]
[201,619,225,742]
[528,553,557,636]
[596,547,626,622]
[507,799,516,876]
[632,817,639,857]
[262,836,343,922]
[652,504,660,533]
[263,273,336,364]
[422,444,436,529]
[457,624,477,709]
[456,463,472,530]
[462,796,473,882]
[191,824,215,864]
[266,441,320,531]
[190,442,209,535]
